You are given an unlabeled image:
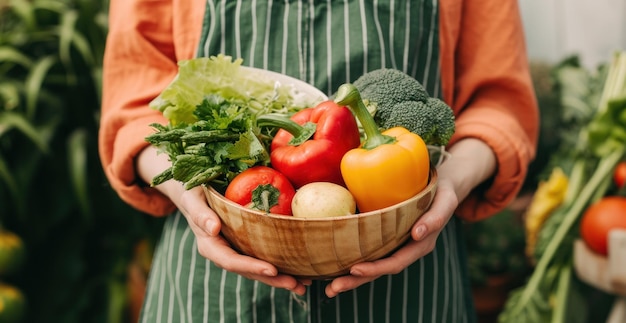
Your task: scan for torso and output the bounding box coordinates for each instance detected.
[140,1,475,322]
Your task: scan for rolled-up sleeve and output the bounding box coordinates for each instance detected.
[439,0,539,221]
[100,0,538,219]
[98,0,203,216]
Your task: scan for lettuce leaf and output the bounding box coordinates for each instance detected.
[146,54,327,189]
[149,54,300,125]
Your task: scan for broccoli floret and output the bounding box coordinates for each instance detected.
[382,98,456,146]
[353,69,430,104]
[351,68,455,146]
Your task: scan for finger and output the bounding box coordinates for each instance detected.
[411,184,457,241]
[180,187,222,236]
[197,237,307,294]
[298,278,313,286]
[248,274,308,296]
[175,187,309,295]
[349,239,435,277]
[199,236,277,276]
[325,274,378,298]
[208,250,307,294]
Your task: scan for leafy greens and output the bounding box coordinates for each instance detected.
[146,55,318,190]
[499,51,626,323]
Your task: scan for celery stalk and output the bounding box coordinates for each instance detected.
[499,51,626,323]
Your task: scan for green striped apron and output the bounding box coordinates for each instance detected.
[140,1,475,322]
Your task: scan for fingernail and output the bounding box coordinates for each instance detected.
[415,225,426,240]
[262,269,275,276]
[350,268,363,276]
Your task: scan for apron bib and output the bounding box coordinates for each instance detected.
[141,1,475,322]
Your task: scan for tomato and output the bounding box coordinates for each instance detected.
[614,161,626,188]
[579,196,626,256]
[224,166,296,215]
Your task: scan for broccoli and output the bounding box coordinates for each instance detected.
[351,68,456,146]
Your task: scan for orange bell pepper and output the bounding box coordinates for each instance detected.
[335,84,430,212]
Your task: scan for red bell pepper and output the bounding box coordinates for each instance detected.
[224,166,296,215]
[257,100,361,188]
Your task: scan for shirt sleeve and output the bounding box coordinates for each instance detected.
[99,0,199,216]
[439,0,540,222]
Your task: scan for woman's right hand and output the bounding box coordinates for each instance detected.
[136,146,310,295]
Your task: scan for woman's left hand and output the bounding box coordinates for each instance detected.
[324,177,459,298]
[324,138,496,298]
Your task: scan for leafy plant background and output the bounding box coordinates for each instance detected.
[3,1,618,323]
[0,1,163,322]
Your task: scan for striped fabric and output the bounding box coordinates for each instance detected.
[140,1,475,322]
[198,0,441,96]
[142,213,472,323]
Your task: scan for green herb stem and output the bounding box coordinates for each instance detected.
[184,165,225,190]
[512,148,623,314]
[180,131,241,144]
[598,52,626,114]
[562,160,586,206]
[501,51,626,323]
[550,262,572,323]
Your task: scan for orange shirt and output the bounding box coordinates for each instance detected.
[99,0,538,221]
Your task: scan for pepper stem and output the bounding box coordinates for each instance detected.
[334,83,396,149]
[256,113,316,145]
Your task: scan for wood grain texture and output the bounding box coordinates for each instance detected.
[204,168,438,279]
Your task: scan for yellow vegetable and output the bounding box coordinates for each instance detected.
[334,84,430,213]
[524,167,569,258]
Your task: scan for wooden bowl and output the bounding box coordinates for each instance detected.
[203,168,438,279]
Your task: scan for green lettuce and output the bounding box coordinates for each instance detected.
[145,55,323,190]
[150,54,301,125]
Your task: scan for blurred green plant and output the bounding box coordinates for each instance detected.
[466,208,530,286]
[0,1,163,322]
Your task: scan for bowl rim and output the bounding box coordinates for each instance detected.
[240,66,329,105]
[205,167,438,221]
